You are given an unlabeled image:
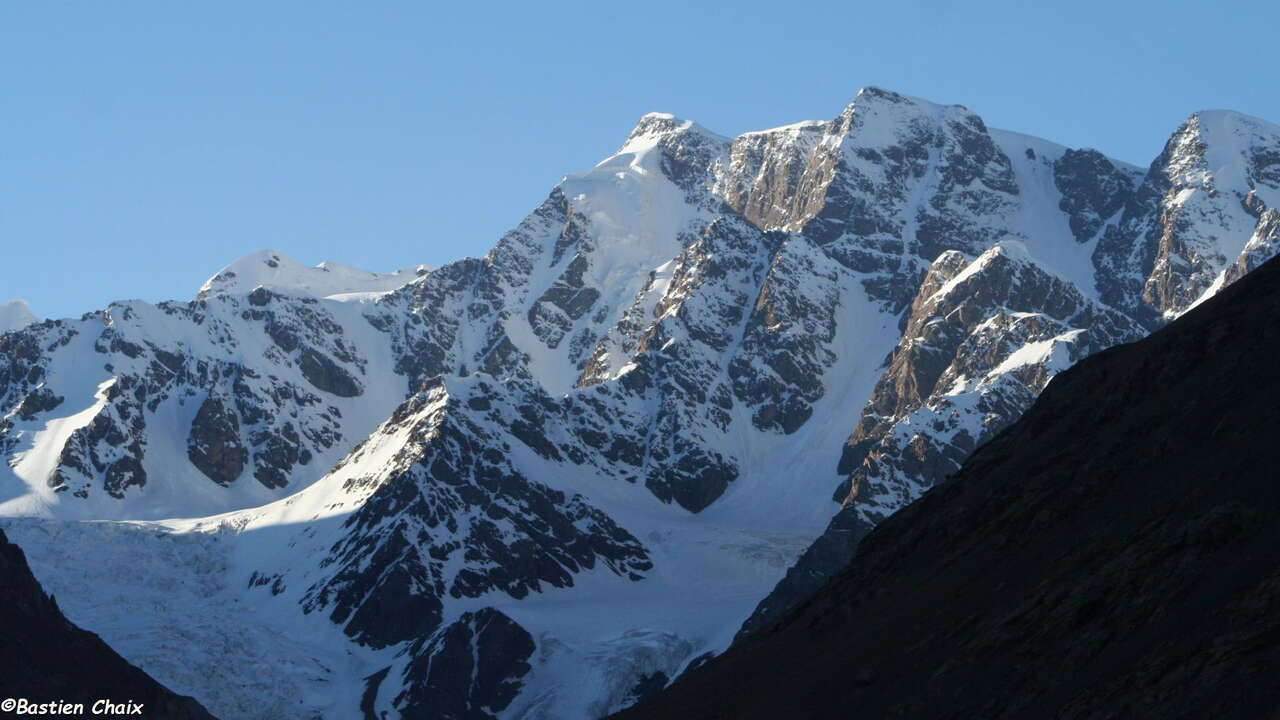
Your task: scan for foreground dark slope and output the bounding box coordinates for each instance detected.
[0,529,215,719]
[618,257,1280,719]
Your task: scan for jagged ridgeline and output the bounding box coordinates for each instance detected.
[1,88,1277,719]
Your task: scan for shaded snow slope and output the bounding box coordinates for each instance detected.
[0,525,216,719]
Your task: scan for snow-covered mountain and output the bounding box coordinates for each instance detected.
[1,88,1278,719]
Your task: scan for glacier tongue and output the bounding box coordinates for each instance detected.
[2,87,1280,719]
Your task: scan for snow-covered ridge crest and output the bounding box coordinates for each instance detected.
[622,112,727,150]
[197,248,429,301]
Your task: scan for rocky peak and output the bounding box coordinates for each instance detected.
[831,86,985,143]
[835,86,961,122]
[841,239,1143,506]
[1093,109,1280,323]
[615,113,731,201]
[624,112,696,144]
[1218,207,1280,289]
[713,85,1025,324]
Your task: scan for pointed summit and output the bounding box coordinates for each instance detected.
[621,111,727,153]
[1092,105,1280,321]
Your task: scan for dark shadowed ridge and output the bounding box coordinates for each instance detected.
[0,529,217,719]
[615,256,1280,719]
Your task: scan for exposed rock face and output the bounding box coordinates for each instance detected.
[1053,148,1138,243]
[729,234,843,434]
[0,529,217,719]
[300,378,651,652]
[1220,206,1280,286]
[187,396,247,486]
[15,387,63,421]
[1094,111,1280,324]
[838,244,1144,522]
[616,253,1280,720]
[750,108,1280,640]
[746,244,1146,637]
[716,121,827,230]
[298,347,362,398]
[361,609,535,720]
[0,291,375,512]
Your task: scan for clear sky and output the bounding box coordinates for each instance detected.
[4,0,1278,319]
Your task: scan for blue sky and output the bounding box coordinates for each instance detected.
[4,1,1278,319]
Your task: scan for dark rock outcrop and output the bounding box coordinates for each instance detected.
[1052,148,1136,243]
[362,609,535,720]
[186,395,247,486]
[300,380,652,650]
[298,347,362,398]
[15,387,63,420]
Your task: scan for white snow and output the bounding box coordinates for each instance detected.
[738,119,825,137]
[0,290,410,521]
[987,330,1083,377]
[198,249,427,301]
[990,129,1115,300]
[501,117,718,396]
[1195,110,1280,211]
[1,517,389,720]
